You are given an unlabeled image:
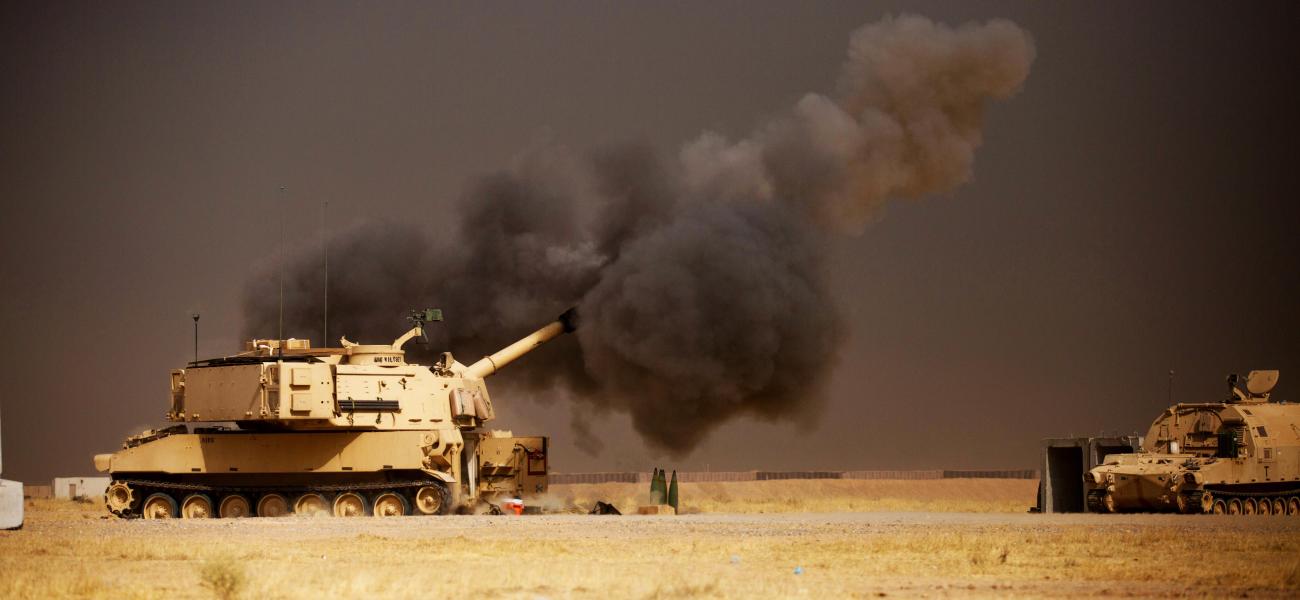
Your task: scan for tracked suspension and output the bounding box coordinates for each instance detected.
[105,477,451,519]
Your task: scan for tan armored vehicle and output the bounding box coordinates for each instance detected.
[94,308,576,518]
[1085,370,1300,515]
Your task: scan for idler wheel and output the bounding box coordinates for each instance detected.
[256,493,290,518]
[1175,492,1205,514]
[332,492,366,517]
[219,495,251,518]
[414,483,449,515]
[1243,498,1257,515]
[142,493,178,519]
[1211,499,1227,515]
[105,482,136,516]
[1270,498,1286,516]
[1197,491,1214,514]
[294,493,330,517]
[1227,499,1242,515]
[1288,497,1300,516]
[373,492,408,517]
[180,494,214,519]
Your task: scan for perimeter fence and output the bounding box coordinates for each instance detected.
[548,468,1038,485]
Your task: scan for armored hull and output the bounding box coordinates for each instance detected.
[96,309,569,518]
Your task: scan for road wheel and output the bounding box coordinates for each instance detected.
[332,492,367,517]
[1270,498,1285,516]
[1212,499,1227,514]
[373,492,408,517]
[1228,499,1242,515]
[142,493,178,519]
[105,482,137,517]
[1288,497,1300,516]
[180,494,214,519]
[1243,498,1257,515]
[414,483,449,515]
[1259,499,1273,516]
[294,493,330,517]
[256,493,290,517]
[219,495,251,518]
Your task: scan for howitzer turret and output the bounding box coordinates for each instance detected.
[94,308,577,519]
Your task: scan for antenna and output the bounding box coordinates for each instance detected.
[322,198,329,347]
[192,313,200,364]
[278,186,286,347]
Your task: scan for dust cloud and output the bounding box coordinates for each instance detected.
[243,15,1034,454]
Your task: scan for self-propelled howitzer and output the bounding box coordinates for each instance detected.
[95,308,578,519]
[1085,370,1300,515]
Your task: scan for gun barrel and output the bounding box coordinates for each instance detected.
[464,308,578,379]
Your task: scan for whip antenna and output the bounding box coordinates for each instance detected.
[192,313,200,364]
[322,198,328,346]
[278,186,286,348]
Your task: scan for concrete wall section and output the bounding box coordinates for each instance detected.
[52,477,111,500]
[843,470,944,480]
[675,471,758,483]
[548,472,641,485]
[0,408,21,529]
[755,471,843,481]
[944,469,1038,479]
[551,469,1041,485]
[0,479,21,529]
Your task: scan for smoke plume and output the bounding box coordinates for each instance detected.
[243,15,1034,454]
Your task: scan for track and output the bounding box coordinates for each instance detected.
[104,477,453,519]
[1087,487,1300,515]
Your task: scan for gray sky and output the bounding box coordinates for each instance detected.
[2,1,1297,482]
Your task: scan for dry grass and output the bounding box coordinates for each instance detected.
[3,484,1299,599]
[548,479,1038,514]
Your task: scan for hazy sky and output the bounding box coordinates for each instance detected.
[2,2,1297,483]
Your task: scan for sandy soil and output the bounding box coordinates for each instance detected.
[549,479,1040,514]
[3,484,1299,598]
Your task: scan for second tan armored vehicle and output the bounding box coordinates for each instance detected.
[94,308,576,518]
[1085,370,1300,514]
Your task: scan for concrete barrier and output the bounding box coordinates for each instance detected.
[550,469,1038,485]
[675,471,758,483]
[23,485,52,499]
[0,408,23,529]
[842,470,944,480]
[548,472,641,485]
[756,471,842,481]
[52,477,111,500]
[943,469,1038,480]
[0,479,21,529]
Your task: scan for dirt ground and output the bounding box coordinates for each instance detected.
[3,481,1299,599]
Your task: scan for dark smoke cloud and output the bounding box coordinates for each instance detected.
[242,15,1034,455]
[577,202,840,448]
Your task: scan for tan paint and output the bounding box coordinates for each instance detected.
[1086,370,1300,513]
[96,309,577,517]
